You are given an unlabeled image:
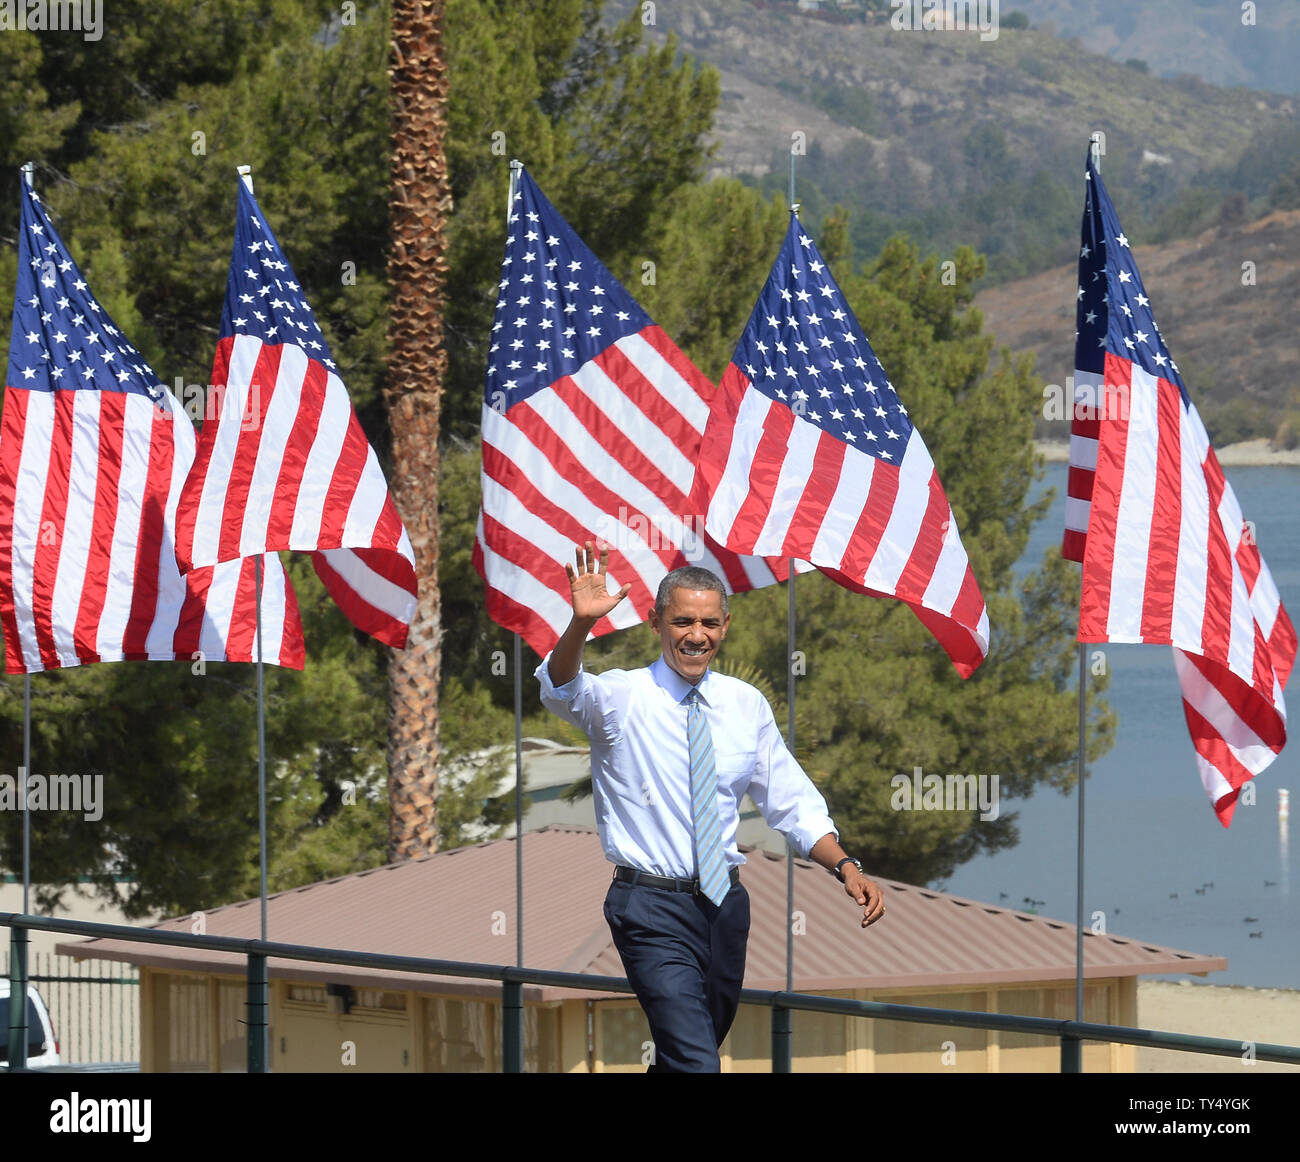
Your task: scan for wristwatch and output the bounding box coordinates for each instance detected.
[834,857,863,882]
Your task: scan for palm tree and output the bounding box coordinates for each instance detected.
[384,0,451,860]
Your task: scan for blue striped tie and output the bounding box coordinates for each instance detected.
[686,687,730,906]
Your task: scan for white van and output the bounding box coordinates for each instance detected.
[0,981,61,1068]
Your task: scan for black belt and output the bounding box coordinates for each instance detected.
[613,864,740,894]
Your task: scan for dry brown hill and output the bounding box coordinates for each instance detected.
[974,209,1300,439]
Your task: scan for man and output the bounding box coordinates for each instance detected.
[536,541,886,1073]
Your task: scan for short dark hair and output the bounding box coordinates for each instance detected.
[655,566,728,618]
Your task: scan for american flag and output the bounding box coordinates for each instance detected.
[0,178,304,674]
[473,168,797,657]
[175,176,417,649]
[692,215,989,677]
[1066,151,1296,825]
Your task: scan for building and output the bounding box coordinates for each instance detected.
[54,825,1226,1072]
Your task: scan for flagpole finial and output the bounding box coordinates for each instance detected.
[506,160,524,226]
[1088,132,1103,173]
[237,164,254,193]
[20,162,34,188]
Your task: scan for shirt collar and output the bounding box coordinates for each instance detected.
[651,655,714,706]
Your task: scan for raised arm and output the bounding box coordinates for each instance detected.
[547,541,631,686]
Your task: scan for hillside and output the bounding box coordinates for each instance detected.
[613,0,1297,281]
[974,208,1300,442]
[1010,0,1300,95]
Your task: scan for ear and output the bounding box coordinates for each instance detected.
[720,611,731,638]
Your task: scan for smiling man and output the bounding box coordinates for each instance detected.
[537,542,885,1072]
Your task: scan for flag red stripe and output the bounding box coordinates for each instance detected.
[217,342,285,563]
[1182,700,1257,828]
[0,390,30,672]
[1198,455,1234,662]
[31,391,77,670]
[314,415,372,547]
[727,395,795,550]
[1076,361,1131,639]
[780,431,846,560]
[265,350,328,548]
[72,391,128,665]
[482,433,659,613]
[592,343,702,457]
[550,374,692,516]
[895,468,950,605]
[836,459,900,588]
[638,324,714,402]
[173,563,216,659]
[121,407,175,658]
[310,551,409,649]
[474,536,579,659]
[1138,375,1183,641]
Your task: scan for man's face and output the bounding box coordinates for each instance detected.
[650,587,730,685]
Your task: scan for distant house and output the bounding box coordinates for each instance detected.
[56,825,1226,1072]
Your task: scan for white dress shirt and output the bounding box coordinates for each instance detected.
[536,653,838,878]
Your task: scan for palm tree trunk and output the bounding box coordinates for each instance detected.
[385,0,451,861]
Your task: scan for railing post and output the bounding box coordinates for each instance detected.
[771,999,792,1073]
[246,952,268,1074]
[7,922,29,1071]
[1061,1031,1082,1073]
[502,977,524,1073]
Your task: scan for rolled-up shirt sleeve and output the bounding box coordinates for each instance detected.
[746,697,837,859]
[535,654,622,746]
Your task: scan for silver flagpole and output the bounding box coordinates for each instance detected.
[507,159,524,977]
[786,155,798,998]
[1069,132,1106,1063]
[22,675,30,918]
[11,161,37,1071]
[237,164,270,947]
[237,162,270,1073]
[19,164,34,927]
[774,149,799,1075]
[504,159,526,1073]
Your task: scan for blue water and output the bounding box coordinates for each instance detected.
[938,463,1300,988]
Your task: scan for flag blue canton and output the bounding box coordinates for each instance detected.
[1075,155,1189,404]
[732,216,913,460]
[7,184,165,403]
[484,168,651,412]
[219,181,335,369]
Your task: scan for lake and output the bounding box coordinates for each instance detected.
[939,463,1300,988]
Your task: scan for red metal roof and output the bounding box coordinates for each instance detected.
[56,825,1226,1000]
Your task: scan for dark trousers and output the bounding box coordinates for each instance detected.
[603,875,750,1072]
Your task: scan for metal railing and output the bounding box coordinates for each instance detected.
[6,911,1300,1073]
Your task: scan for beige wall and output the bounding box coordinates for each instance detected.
[140,967,1141,1073]
[592,979,1138,1073]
